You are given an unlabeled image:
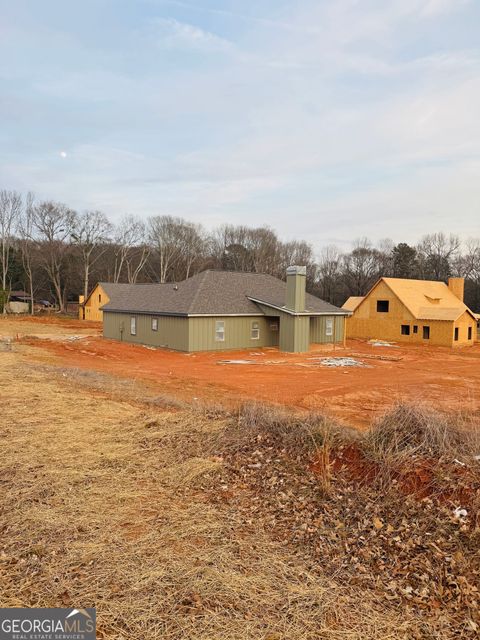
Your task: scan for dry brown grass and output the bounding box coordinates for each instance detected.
[227,401,358,455]
[0,349,417,640]
[365,401,480,464]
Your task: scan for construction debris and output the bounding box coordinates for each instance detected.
[217,359,258,365]
[0,337,13,351]
[319,357,367,368]
[348,352,403,362]
[369,339,397,347]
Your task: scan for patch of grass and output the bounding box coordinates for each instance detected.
[364,401,480,464]
[226,401,357,457]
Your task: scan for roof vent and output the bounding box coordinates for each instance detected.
[173,284,178,291]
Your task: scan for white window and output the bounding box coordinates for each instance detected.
[152,317,158,331]
[215,320,225,342]
[130,316,136,335]
[325,318,333,336]
[251,321,260,340]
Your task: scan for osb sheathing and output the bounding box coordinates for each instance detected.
[346,280,475,347]
[80,284,109,322]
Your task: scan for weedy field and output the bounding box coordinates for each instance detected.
[0,337,479,638]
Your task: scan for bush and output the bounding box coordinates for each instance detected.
[364,402,479,464]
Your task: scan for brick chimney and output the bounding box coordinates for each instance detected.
[286,266,306,312]
[448,277,464,302]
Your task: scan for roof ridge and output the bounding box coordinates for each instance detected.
[187,270,210,314]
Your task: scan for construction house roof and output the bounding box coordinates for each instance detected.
[103,270,347,317]
[342,296,365,312]
[379,278,476,322]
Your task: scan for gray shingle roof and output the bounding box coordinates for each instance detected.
[102,270,347,316]
[83,282,140,306]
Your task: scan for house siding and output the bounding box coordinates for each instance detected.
[103,311,189,351]
[453,311,477,347]
[80,284,109,322]
[104,311,348,353]
[279,314,310,352]
[310,315,345,344]
[188,316,279,351]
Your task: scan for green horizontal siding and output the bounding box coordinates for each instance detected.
[103,312,189,351]
[189,316,279,351]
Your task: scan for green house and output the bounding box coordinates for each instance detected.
[102,266,349,353]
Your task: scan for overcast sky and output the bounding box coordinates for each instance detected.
[1,0,479,249]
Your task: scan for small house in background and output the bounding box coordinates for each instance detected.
[79,283,134,322]
[343,277,477,347]
[102,267,349,353]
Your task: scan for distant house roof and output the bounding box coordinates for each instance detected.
[102,270,347,317]
[9,290,31,300]
[342,296,365,312]
[369,278,476,322]
[83,282,141,306]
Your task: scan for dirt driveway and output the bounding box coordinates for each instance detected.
[3,316,479,428]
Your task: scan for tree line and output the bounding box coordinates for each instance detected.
[1,189,479,313]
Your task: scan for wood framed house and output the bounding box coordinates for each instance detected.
[343,277,477,347]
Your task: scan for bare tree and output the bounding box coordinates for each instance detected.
[213,225,253,272]
[112,216,150,283]
[342,238,383,296]
[176,221,205,280]
[451,238,480,279]
[0,190,22,311]
[248,227,279,274]
[316,245,342,303]
[32,201,77,312]
[17,192,36,314]
[71,210,112,298]
[417,232,460,281]
[148,215,187,282]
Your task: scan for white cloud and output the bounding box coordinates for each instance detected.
[147,17,234,53]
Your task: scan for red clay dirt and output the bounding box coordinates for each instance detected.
[9,316,479,429]
[8,314,102,331]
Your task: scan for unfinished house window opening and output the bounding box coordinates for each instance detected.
[454,327,459,341]
[152,317,158,331]
[401,324,410,336]
[423,326,430,340]
[215,320,225,342]
[468,326,472,340]
[413,325,418,334]
[377,300,389,313]
[325,318,333,336]
[251,321,260,340]
[99,294,102,303]
[130,316,136,336]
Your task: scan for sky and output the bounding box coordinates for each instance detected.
[1,0,479,249]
